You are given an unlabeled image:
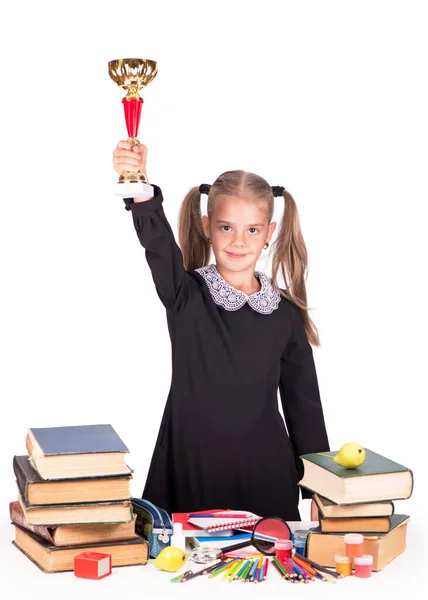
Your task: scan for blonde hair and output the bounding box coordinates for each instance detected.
[178,170,320,346]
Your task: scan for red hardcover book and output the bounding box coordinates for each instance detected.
[9,501,55,544]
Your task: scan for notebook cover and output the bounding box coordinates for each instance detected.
[29,424,129,456]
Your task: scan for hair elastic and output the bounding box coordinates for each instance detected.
[199,183,211,194]
[271,186,285,196]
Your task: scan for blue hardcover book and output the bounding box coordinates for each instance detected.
[26,424,131,481]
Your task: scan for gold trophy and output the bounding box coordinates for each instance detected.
[108,58,158,198]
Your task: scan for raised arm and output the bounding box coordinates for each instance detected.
[279,301,330,500]
[113,141,187,313]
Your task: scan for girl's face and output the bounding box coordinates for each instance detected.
[202,195,276,272]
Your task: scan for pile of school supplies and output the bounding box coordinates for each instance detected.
[10,424,148,573]
[169,553,344,584]
[298,447,413,571]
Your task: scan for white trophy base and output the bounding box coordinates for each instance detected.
[115,181,154,199]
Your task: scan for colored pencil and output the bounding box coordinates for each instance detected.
[222,558,241,578]
[273,557,292,580]
[180,570,203,583]
[170,570,192,583]
[180,559,223,582]
[317,569,338,584]
[293,553,342,578]
[226,559,243,579]
[263,558,269,580]
[280,559,295,578]
[241,560,253,582]
[292,555,316,573]
[271,558,287,580]
[235,560,250,580]
[280,558,303,581]
[286,557,303,576]
[257,561,265,583]
[248,558,258,581]
[291,557,312,582]
[229,560,246,582]
[203,559,227,575]
[212,557,236,572]
[292,555,319,579]
[209,558,239,577]
[287,557,310,581]
[253,556,263,582]
[243,559,255,581]
[292,555,328,581]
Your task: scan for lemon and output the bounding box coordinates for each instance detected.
[318,443,366,469]
[334,443,366,468]
[154,546,187,572]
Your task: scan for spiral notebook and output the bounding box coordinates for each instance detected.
[188,510,261,533]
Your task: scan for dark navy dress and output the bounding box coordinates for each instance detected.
[123,184,330,520]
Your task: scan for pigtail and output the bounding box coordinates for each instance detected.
[178,186,211,271]
[272,191,320,347]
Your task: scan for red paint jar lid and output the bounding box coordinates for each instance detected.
[354,554,373,566]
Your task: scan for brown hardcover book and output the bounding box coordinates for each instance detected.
[26,425,131,480]
[14,455,132,506]
[10,501,138,546]
[320,515,394,533]
[18,493,133,526]
[313,493,395,519]
[306,514,409,571]
[12,524,148,573]
[299,448,413,504]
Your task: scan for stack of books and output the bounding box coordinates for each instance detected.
[10,424,148,573]
[298,448,413,571]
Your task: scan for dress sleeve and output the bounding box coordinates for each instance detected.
[279,301,330,500]
[123,184,187,313]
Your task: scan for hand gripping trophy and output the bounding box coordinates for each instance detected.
[108,58,158,199]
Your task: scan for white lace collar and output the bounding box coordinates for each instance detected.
[195,264,281,315]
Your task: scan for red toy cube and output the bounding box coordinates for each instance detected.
[74,551,112,580]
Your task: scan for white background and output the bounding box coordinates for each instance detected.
[0,0,427,596]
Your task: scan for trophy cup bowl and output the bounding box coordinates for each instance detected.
[108,58,158,199]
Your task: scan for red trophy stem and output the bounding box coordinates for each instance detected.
[122,98,144,139]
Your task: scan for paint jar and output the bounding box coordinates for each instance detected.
[344,533,364,557]
[293,530,310,556]
[354,554,373,578]
[334,554,352,577]
[275,539,293,561]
